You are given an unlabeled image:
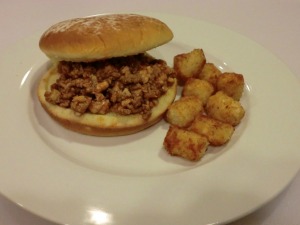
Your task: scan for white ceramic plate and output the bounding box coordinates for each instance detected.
[1,13,300,225]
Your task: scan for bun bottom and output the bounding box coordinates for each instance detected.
[37,65,177,136]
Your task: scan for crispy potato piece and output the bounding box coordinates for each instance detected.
[189,115,234,146]
[206,91,245,126]
[217,72,245,100]
[165,96,204,128]
[173,49,206,85]
[182,78,214,105]
[197,63,222,88]
[164,126,209,161]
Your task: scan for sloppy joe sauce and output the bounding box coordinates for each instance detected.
[45,54,176,120]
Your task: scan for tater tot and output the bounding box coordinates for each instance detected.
[197,63,222,88]
[165,96,204,128]
[216,72,245,100]
[206,91,245,126]
[173,49,206,85]
[189,115,234,146]
[182,78,214,105]
[164,126,209,161]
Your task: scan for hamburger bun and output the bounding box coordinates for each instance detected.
[37,65,177,136]
[37,14,177,136]
[39,14,173,62]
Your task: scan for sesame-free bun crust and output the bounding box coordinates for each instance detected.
[39,14,173,62]
[37,66,177,136]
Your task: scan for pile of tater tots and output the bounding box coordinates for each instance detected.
[163,49,245,161]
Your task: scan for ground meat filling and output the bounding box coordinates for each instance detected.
[45,54,176,120]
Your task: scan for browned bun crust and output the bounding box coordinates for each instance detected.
[39,14,173,62]
[37,66,177,136]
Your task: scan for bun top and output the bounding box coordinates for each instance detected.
[39,14,173,62]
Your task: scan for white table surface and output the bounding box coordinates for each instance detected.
[1,1,299,225]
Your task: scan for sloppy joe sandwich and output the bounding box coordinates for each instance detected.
[37,14,177,136]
